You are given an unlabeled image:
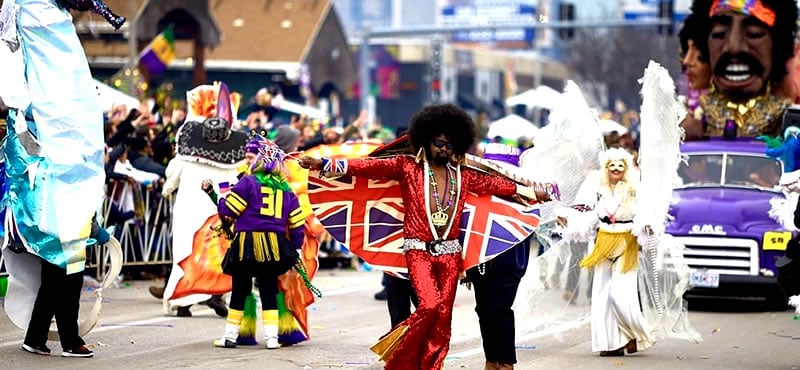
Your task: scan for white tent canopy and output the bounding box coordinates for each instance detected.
[94,79,139,112]
[598,118,628,134]
[505,85,562,110]
[270,95,329,122]
[487,114,539,140]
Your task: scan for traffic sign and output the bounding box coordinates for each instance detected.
[440,4,537,43]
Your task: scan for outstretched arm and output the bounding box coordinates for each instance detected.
[461,168,551,203]
[299,155,406,181]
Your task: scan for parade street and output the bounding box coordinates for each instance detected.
[0,269,797,370]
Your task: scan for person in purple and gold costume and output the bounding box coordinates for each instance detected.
[212,139,307,350]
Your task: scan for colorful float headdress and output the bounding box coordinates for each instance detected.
[709,0,776,27]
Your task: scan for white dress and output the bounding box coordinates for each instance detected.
[161,158,241,309]
[589,183,655,353]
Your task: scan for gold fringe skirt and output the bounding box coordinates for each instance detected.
[221,231,297,276]
[579,229,638,273]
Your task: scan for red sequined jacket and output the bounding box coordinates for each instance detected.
[346,155,517,242]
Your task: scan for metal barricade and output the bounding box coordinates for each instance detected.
[100,179,173,268]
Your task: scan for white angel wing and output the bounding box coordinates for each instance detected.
[514,81,604,336]
[635,61,701,343]
[635,60,686,236]
[518,80,605,222]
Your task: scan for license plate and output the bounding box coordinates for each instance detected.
[690,271,719,288]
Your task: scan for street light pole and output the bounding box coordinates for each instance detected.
[358,29,371,130]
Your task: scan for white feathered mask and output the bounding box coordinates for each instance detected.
[600,148,635,184]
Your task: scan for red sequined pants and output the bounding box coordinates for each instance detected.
[384,250,461,370]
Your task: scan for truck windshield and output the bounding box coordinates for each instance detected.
[677,153,782,189]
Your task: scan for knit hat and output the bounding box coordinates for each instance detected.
[272,125,301,152]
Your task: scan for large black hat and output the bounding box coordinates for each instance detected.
[175,117,248,167]
[176,83,247,167]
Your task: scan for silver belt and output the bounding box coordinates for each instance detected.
[403,238,462,256]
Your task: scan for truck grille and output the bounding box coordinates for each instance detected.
[672,236,758,276]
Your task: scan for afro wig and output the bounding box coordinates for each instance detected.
[678,13,708,62]
[406,103,477,158]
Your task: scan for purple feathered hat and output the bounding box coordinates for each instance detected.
[245,139,260,154]
[249,136,286,176]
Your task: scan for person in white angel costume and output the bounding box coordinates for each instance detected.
[557,148,656,355]
[516,61,701,357]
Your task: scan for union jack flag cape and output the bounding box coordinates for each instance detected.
[306,141,541,274]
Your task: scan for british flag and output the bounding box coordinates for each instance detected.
[307,176,541,274]
[459,194,540,271]
[307,175,408,272]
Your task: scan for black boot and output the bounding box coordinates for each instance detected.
[206,295,228,317]
[176,306,192,317]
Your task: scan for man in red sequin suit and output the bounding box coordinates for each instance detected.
[300,104,547,369]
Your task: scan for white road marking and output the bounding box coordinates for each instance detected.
[0,315,179,348]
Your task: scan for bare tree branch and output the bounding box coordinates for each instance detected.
[563,27,680,111]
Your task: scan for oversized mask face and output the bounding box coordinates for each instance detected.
[708,12,774,102]
[683,40,712,90]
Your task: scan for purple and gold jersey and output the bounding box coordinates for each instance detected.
[218,175,306,249]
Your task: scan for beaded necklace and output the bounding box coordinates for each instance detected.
[429,164,457,227]
[699,85,789,137]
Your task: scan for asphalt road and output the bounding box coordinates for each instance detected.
[0,269,798,370]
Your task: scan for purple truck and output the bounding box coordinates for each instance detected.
[669,139,789,306]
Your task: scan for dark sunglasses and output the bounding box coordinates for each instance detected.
[432,139,454,150]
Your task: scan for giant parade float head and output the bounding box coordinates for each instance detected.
[688,0,798,138]
[175,82,248,168]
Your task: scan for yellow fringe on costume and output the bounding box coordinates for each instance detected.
[579,229,639,273]
[237,231,282,262]
[370,325,409,362]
